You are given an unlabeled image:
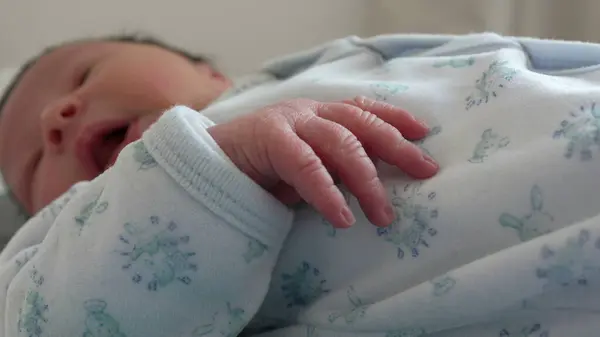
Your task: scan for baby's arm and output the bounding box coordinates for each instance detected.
[0,107,295,337]
[0,98,434,336]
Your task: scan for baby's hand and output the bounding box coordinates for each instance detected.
[207,97,438,228]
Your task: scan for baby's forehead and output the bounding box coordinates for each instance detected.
[2,41,129,115]
[29,41,107,75]
[1,42,105,108]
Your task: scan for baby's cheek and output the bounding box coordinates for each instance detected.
[34,178,70,214]
[32,157,88,213]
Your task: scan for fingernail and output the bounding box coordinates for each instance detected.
[422,154,439,173]
[340,207,356,228]
[382,204,396,225]
[418,119,429,130]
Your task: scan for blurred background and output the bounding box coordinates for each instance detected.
[1,0,600,75]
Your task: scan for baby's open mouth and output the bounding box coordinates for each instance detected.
[95,125,129,171]
[76,119,142,177]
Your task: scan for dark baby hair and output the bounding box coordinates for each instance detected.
[0,34,211,117]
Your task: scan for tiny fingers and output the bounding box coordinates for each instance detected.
[266,123,355,228]
[344,96,429,140]
[318,102,438,180]
[296,116,394,227]
[257,98,439,229]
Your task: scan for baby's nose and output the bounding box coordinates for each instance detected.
[40,97,82,153]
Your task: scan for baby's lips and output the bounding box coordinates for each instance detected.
[136,114,161,137]
[106,119,145,169]
[109,114,161,167]
[123,119,143,145]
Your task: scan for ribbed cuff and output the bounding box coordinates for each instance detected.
[142,106,294,249]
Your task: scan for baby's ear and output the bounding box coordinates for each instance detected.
[194,62,230,84]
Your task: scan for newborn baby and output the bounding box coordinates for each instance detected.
[1,32,600,337]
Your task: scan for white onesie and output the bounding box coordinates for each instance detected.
[3,32,600,337]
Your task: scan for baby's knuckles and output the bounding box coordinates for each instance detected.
[209,96,379,186]
[350,95,376,109]
[277,98,321,114]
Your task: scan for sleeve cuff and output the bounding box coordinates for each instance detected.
[141,106,294,248]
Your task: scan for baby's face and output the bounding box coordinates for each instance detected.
[0,41,230,214]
